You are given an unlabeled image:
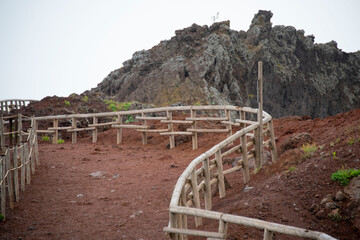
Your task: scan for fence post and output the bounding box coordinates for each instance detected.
[268,120,278,163]
[203,158,212,210]
[167,111,175,149]
[117,114,123,144]
[190,169,202,227]
[92,117,98,143]
[24,142,31,184]
[53,119,59,144]
[0,116,4,153]
[18,113,22,145]
[34,119,39,166]
[141,113,147,145]
[0,153,6,219]
[5,150,14,209]
[72,117,77,144]
[191,108,198,150]
[225,108,232,138]
[20,144,25,191]
[257,61,264,168]
[241,134,250,183]
[215,150,226,198]
[14,146,19,202]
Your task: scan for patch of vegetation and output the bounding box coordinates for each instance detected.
[286,166,297,173]
[104,100,134,112]
[328,211,342,222]
[81,95,88,103]
[347,137,355,146]
[329,141,335,147]
[331,168,360,186]
[41,135,50,141]
[248,94,255,98]
[64,100,70,106]
[57,138,65,144]
[0,213,4,221]
[335,138,341,144]
[301,143,318,158]
[124,115,134,123]
[332,151,337,160]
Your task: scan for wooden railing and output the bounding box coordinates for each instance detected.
[163,107,336,240]
[0,116,39,220]
[0,99,37,114]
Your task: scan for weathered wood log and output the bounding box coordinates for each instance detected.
[186,129,230,133]
[160,132,193,136]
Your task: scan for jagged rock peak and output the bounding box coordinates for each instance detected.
[89,10,360,118]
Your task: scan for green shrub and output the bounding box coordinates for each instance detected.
[57,138,65,144]
[104,100,133,112]
[64,100,70,106]
[42,135,50,141]
[301,143,318,158]
[331,169,360,186]
[81,95,88,103]
[124,115,134,123]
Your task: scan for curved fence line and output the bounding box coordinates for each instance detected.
[0,116,39,220]
[0,99,38,115]
[0,105,335,239]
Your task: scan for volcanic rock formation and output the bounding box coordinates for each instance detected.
[89,10,360,118]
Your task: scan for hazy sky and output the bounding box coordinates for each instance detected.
[1,0,359,100]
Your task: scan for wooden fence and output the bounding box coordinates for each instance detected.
[163,107,336,239]
[0,116,39,220]
[0,99,37,114]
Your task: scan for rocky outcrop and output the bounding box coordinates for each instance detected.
[90,10,360,118]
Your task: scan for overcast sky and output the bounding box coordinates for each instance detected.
[1,0,359,101]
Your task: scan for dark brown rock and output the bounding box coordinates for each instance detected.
[89,10,360,118]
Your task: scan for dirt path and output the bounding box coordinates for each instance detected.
[1,109,360,239]
[0,128,226,240]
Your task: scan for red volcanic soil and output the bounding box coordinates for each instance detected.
[1,108,360,240]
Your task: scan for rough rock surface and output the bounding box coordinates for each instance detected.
[90,10,360,118]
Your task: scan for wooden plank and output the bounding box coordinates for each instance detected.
[202,158,212,210]
[137,129,169,133]
[221,144,241,158]
[163,227,224,239]
[89,121,118,127]
[215,150,225,198]
[187,129,230,133]
[190,169,202,226]
[34,119,40,166]
[160,132,193,136]
[36,130,55,134]
[111,124,148,129]
[236,119,258,125]
[136,116,167,120]
[223,165,242,175]
[221,121,240,126]
[161,120,193,124]
[186,117,228,121]
[30,134,35,174]
[67,127,95,132]
[48,126,72,130]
